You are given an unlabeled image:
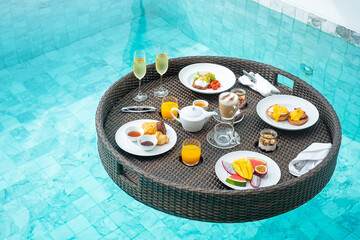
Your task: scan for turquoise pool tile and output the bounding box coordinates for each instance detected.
[73,194,97,213]
[326,222,351,239]
[133,229,156,240]
[120,219,147,239]
[344,233,360,240]
[109,207,137,227]
[75,226,101,240]
[149,224,180,240]
[50,224,74,240]
[67,214,92,234]
[103,228,130,240]
[91,216,118,236]
[314,229,336,240]
[160,213,188,229]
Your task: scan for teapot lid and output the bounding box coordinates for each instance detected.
[182,106,203,119]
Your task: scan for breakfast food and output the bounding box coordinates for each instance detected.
[141,122,157,135]
[250,175,261,188]
[192,72,221,90]
[267,104,309,126]
[222,160,237,175]
[288,108,308,125]
[155,131,169,145]
[226,174,247,187]
[222,157,269,188]
[141,121,169,146]
[254,165,268,178]
[266,104,289,122]
[248,158,267,168]
[232,158,253,180]
[258,129,277,152]
[156,121,166,135]
[231,88,246,109]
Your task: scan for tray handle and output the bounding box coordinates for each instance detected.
[116,162,139,190]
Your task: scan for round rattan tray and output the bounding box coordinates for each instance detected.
[96,56,341,222]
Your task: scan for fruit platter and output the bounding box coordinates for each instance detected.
[215,151,281,190]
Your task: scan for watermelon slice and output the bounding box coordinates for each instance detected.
[226,174,246,187]
[248,157,267,168]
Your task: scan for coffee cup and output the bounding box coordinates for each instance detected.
[219,92,239,121]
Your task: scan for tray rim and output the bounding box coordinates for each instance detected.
[96,56,342,196]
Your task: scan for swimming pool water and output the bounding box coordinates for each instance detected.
[0,0,359,239]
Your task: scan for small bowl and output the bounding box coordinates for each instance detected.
[137,135,158,151]
[193,100,209,110]
[125,126,144,142]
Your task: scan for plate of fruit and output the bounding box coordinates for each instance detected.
[215,151,281,190]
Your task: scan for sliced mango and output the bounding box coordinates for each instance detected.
[232,158,253,180]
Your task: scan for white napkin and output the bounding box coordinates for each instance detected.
[289,143,332,177]
[238,72,280,97]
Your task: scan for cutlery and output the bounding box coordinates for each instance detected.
[121,106,156,113]
[242,70,257,83]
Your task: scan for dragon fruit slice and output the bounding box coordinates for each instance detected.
[250,175,261,188]
[222,160,236,175]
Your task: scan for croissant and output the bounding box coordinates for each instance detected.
[155,131,169,146]
[141,122,157,135]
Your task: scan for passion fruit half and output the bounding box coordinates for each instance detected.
[254,165,268,178]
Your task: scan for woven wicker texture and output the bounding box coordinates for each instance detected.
[96,56,341,222]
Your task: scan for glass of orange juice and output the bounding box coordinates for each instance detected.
[161,96,178,119]
[181,139,201,166]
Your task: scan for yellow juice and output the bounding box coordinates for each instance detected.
[181,144,201,165]
[161,101,178,119]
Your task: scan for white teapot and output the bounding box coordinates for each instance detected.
[170,105,217,132]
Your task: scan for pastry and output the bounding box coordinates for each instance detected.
[156,121,166,135]
[155,131,169,145]
[141,122,157,135]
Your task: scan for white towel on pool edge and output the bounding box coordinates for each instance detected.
[238,72,280,97]
[289,143,332,177]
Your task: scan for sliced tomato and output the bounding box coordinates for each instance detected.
[212,84,219,90]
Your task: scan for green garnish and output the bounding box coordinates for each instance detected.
[194,72,201,81]
[194,72,216,83]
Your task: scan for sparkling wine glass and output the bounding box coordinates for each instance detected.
[154,46,169,97]
[133,50,148,102]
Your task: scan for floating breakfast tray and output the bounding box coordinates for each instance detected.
[96,56,341,222]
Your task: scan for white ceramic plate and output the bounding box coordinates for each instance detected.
[115,119,177,156]
[178,63,236,94]
[256,95,319,131]
[215,151,281,190]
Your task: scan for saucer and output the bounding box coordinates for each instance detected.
[213,109,245,124]
[206,129,241,149]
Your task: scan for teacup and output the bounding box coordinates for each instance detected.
[193,100,209,110]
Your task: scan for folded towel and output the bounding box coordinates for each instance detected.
[289,143,332,177]
[238,72,280,97]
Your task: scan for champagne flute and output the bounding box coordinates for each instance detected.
[133,50,148,102]
[154,46,169,97]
